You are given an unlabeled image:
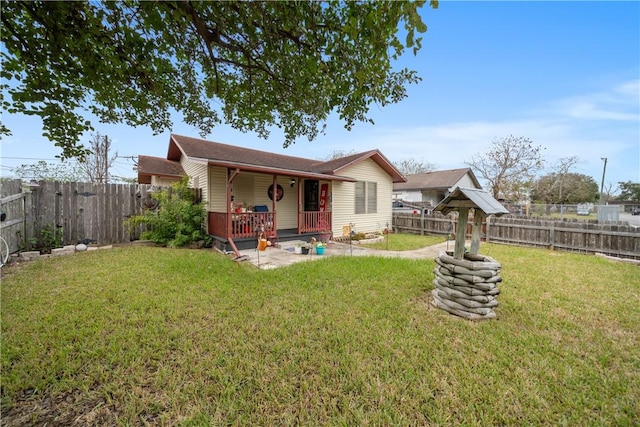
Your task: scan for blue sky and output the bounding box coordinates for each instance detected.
[1,1,639,190]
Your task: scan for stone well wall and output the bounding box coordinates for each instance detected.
[431,251,502,320]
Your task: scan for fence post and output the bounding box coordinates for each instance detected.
[549,222,555,250]
[470,212,483,254]
[486,216,491,243]
[454,208,469,259]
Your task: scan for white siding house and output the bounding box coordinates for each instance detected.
[333,158,393,236]
[138,134,405,250]
[393,168,482,207]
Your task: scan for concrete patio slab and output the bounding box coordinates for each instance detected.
[232,239,462,269]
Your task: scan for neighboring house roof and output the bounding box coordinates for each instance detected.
[393,168,480,191]
[434,187,509,217]
[161,134,406,183]
[137,155,185,184]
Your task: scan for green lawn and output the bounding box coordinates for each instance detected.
[529,212,596,220]
[359,233,445,251]
[1,243,639,425]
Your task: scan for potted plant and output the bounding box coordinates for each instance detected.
[301,244,311,255]
[315,241,327,255]
[294,243,302,254]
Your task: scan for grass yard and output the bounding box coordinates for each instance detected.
[529,212,596,220]
[1,242,639,426]
[359,233,445,251]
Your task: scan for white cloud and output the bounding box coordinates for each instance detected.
[321,79,639,185]
[614,79,640,98]
[552,78,640,121]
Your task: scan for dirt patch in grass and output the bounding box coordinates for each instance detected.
[2,389,118,426]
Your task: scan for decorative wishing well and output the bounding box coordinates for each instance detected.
[431,187,509,320]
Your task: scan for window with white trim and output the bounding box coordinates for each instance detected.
[355,181,377,214]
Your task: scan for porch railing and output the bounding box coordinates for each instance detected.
[208,210,332,239]
[208,211,276,240]
[208,212,227,238]
[299,211,332,233]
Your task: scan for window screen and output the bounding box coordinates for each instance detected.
[355,181,366,214]
[367,181,377,213]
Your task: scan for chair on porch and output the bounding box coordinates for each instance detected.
[254,205,278,246]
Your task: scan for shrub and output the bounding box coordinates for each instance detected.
[127,178,206,247]
[32,224,63,254]
[350,232,367,241]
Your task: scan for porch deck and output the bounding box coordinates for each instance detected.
[208,211,332,252]
[210,228,331,252]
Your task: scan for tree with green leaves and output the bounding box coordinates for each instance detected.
[530,156,582,203]
[531,172,599,204]
[616,181,640,201]
[548,156,579,202]
[1,0,437,159]
[465,135,545,201]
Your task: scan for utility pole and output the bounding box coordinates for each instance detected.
[600,157,608,204]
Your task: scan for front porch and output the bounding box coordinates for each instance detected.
[208,210,332,251]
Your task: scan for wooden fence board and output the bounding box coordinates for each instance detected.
[0,180,26,253]
[0,179,153,251]
[4,181,640,257]
[394,212,640,260]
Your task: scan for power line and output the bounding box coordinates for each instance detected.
[116,155,138,166]
[1,156,63,161]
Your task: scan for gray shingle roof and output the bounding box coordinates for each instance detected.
[137,155,185,184]
[168,134,320,171]
[164,134,406,182]
[393,168,479,190]
[434,187,509,216]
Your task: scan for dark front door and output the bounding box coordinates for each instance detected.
[304,180,319,211]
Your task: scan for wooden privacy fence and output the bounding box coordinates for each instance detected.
[485,216,639,259]
[0,180,26,254]
[393,213,640,260]
[393,213,456,237]
[0,179,155,254]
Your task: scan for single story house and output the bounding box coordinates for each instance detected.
[392,167,481,208]
[138,134,406,251]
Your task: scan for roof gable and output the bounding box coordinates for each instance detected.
[434,187,509,216]
[317,150,406,183]
[393,168,480,191]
